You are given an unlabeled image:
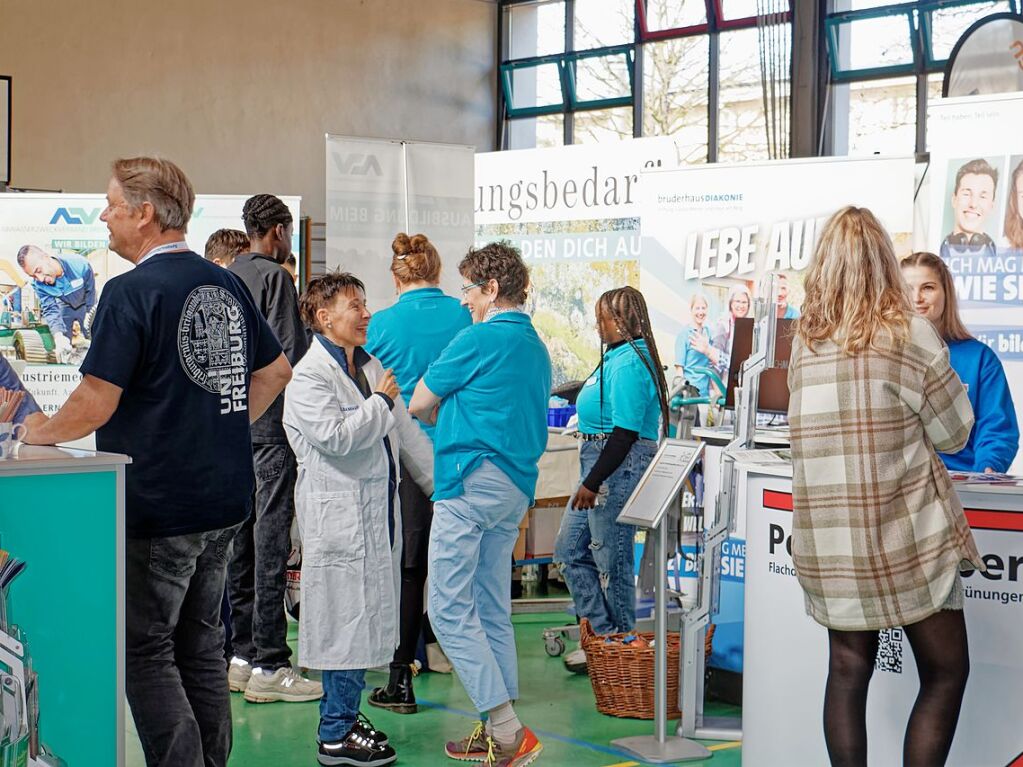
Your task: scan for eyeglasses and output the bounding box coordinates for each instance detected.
[460,281,486,294]
[103,200,132,215]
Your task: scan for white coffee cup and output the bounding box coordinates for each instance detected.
[0,422,26,460]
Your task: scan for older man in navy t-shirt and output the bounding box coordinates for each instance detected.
[23,157,291,767]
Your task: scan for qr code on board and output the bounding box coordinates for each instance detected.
[875,628,904,674]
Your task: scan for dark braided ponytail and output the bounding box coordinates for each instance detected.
[597,286,670,438]
[242,194,293,238]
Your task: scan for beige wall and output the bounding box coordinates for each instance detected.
[0,0,497,221]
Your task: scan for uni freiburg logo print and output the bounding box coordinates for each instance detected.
[178,286,248,415]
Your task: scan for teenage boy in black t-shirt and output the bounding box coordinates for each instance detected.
[24,157,292,767]
[224,194,320,703]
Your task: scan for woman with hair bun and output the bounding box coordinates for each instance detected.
[364,232,470,714]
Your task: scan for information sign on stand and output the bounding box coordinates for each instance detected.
[612,439,711,764]
[618,439,705,530]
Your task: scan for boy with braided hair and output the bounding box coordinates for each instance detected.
[226,194,321,702]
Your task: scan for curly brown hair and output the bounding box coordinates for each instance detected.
[458,241,529,305]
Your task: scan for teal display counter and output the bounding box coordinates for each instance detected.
[0,446,129,766]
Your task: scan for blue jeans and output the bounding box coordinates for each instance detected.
[554,438,657,635]
[319,669,367,742]
[428,460,528,713]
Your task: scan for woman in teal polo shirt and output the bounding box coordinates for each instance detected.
[410,242,551,767]
[554,286,669,673]
[364,232,470,714]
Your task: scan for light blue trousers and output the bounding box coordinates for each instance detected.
[428,460,528,713]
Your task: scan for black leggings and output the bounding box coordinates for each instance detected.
[393,565,428,665]
[823,608,970,767]
[392,468,433,666]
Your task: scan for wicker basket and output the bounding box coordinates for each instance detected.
[580,617,715,720]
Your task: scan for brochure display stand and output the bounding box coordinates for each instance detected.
[611,439,709,763]
[677,276,783,744]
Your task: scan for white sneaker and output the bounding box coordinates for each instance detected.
[228,657,252,692]
[564,647,588,675]
[243,666,323,703]
[426,643,453,674]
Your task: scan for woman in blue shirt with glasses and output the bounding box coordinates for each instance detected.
[410,242,551,767]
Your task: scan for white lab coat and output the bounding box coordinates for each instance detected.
[283,340,434,670]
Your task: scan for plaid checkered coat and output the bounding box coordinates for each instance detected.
[787,316,983,631]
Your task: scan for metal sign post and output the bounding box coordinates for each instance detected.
[612,439,711,764]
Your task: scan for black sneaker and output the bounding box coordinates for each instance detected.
[354,711,388,746]
[317,727,396,767]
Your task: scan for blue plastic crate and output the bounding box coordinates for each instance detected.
[547,405,576,428]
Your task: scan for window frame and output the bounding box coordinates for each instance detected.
[498,0,794,160]
[824,0,1021,157]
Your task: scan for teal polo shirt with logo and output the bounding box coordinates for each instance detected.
[423,312,552,504]
[365,287,471,437]
[576,339,661,441]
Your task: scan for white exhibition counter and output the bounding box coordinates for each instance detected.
[738,454,1023,767]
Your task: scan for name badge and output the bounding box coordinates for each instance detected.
[340,404,359,413]
[70,278,84,289]
[584,376,597,387]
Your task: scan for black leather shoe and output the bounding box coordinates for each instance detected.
[317,726,396,766]
[367,662,417,714]
[353,712,388,746]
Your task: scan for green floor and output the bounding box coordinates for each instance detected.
[126,613,742,766]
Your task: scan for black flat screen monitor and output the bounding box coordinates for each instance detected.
[724,317,795,415]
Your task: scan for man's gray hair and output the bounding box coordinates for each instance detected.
[112,157,195,233]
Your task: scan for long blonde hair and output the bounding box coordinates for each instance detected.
[798,206,912,355]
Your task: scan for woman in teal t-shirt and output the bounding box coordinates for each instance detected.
[409,242,551,764]
[554,286,670,673]
[364,232,470,714]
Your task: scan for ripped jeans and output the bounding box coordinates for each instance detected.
[554,438,657,635]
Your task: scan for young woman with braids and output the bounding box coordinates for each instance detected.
[554,286,669,674]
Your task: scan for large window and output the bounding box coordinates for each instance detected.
[826,1,1019,156]
[499,0,792,163]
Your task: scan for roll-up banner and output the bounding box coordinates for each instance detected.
[928,92,1023,474]
[639,156,916,673]
[474,137,680,386]
[0,193,300,447]
[325,135,474,314]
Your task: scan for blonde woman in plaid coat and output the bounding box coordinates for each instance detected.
[788,206,984,767]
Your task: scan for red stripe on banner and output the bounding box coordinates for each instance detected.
[964,509,1023,533]
[758,493,1023,530]
[763,490,793,512]
[1005,749,1023,767]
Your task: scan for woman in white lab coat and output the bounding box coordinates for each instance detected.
[283,271,433,767]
